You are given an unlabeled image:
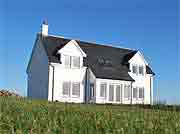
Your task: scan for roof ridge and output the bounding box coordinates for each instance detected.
[48,34,136,51]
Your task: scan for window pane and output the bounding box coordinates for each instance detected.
[133,88,138,99]
[124,85,128,98]
[139,66,144,75]
[128,85,131,98]
[139,88,144,98]
[63,82,71,95]
[90,83,95,97]
[132,65,137,74]
[116,85,121,102]
[72,56,80,68]
[72,82,80,96]
[100,83,106,97]
[124,85,131,99]
[64,55,71,68]
[109,85,114,101]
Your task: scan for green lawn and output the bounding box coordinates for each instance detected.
[0,97,180,134]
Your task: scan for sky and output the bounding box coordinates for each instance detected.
[0,0,179,104]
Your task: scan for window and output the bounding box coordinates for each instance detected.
[132,65,138,74]
[64,55,71,68]
[133,87,138,99]
[64,55,81,68]
[109,85,114,101]
[116,85,121,102]
[72,82,80,96]
[139,88,144,99]
[124,85,131,99]
[139,66,144,75]
[90,83,95,97]
[100,83,107,97]
[62,82,71,96]
[72,56,80,68]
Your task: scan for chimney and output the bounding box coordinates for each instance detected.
[41,20,48,36]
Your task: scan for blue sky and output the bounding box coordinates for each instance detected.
[0,0,179,104]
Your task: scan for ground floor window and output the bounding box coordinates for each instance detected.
[109,85,114,101]
[139,87,144,99]
[116,85,121,102]
[133,87,144,99]
[124,85,131,99]
[133,87,138,99]
[72,82,80,97]
[62,82,80,97]
[90,83,95,97]
[62,82,71,96]
[100,83,107,97]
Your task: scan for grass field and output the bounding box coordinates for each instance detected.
[0,97,180,134]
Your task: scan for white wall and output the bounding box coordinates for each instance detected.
[128,51,153,104]
[27,37,49,99]
[48,40,87,103]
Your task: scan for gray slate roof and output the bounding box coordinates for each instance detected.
[40,34,154,81]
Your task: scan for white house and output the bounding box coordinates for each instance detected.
[27,22,155,104]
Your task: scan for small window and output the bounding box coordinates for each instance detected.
[72,82,80,96]
[139,88,144,99]
[64,55,71,68]
[133,87,138,99]
[100,83,107,97]
[109,85,114,101]
[72,56,80,68]
[139,66,144,75]
[62,82,71,96]
[90,83,95,97]
[132,65,138,74]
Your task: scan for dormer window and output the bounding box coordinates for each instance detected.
[132,65,138,74]
[64,55,71,68]
[72,56,80,68]
[139,66,144,75]
[132,65,144,75]
[64,55,80,68]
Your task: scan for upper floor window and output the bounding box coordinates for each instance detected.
[72,56,80,68]
[64,55,71,68]
[132,65,144,75]
[132,65,138,74]
[139,66,144,75]
[64,55,80,68]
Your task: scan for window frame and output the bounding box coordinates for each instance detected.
[62,81,71,96]
[64,55,71,68]
[139,66,144,75]
[139,87,144,99]
[124,84,131,100]
[133,87,138,99]
[109,84,114,101]
[100,83,107,98]
[132,64,138,75]
[116,85,121,102]
[72,82,80,97]
[72,56,80,68]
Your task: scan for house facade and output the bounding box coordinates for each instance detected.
[27,22,155,104]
